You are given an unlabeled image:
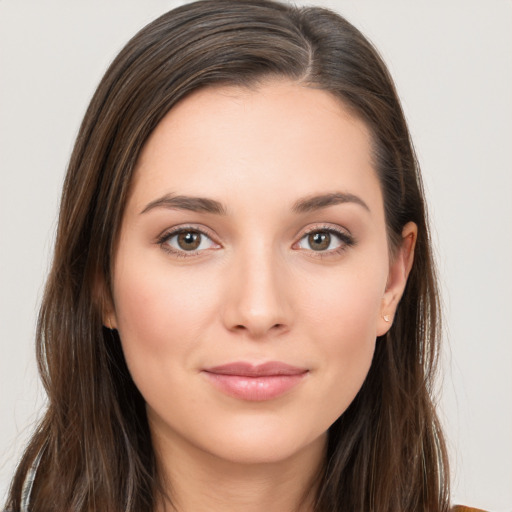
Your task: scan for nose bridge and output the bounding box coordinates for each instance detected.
[222,240,291,337]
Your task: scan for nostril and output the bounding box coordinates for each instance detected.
[231,323,286,334]
[271,323,286,332]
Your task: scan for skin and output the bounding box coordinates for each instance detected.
[106,80,416,512]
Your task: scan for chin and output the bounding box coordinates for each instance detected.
[191,416,328,466]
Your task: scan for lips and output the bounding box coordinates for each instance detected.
[202,362,308,401]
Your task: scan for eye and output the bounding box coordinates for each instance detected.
[296,228,354,253]
[158,228,219,255]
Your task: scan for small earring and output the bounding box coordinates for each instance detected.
[383,314,391,323]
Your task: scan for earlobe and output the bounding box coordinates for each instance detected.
[104,312,118,331]
[377,222,417,336]
[94,274,118,330]
[103,296,118,331]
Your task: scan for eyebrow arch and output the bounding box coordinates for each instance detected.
[141,191,369,216]
[140,194,227,215]
[292,192,370,214]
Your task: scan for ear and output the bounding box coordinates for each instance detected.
[94,273,118,330]
[376,221,417,336]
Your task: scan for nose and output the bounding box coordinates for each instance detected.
[221,246,293,339]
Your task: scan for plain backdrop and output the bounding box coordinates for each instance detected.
[1,1,511,510]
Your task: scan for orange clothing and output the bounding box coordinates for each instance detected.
[452,507,488,512]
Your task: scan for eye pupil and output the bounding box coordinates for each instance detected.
[177,231,201,250]
[308,231,330,251]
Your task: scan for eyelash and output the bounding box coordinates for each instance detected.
[156,224,356,258]
[156,225,219,258]
[295,225,356,258]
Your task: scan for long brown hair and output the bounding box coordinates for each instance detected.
[5,1,449,510]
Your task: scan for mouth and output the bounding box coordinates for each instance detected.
[202,361,309,401]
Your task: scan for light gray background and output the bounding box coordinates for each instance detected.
[1,1,511,510]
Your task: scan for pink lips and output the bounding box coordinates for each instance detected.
[202,362,308,401]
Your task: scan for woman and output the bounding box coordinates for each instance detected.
[3,0,486,511]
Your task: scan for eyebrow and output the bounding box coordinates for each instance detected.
[140,194,227,215]
[292,192,370,213]
[140,191,369,216]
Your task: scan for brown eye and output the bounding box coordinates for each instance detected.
[177,231,201,250]
[161,228,218,255]
[296,227,354,254]
[308,231,331,251]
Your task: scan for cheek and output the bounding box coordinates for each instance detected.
[297,265,385,413]
[111,259,224,424]
[111,257,220,366]
[299,263,385,342]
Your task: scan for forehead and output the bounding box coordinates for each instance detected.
[128,80,382,216]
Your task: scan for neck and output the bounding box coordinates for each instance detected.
[152,430,326,512]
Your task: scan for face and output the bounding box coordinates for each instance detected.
[108,81,414,467]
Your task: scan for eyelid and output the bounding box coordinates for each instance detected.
[156,224,221,257]
[293,223,356,254]
[294,223,353,240]
[155,222,355,258]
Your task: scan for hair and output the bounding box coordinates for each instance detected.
[5,1,450,511]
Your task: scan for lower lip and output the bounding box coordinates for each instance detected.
[203,372,307,401]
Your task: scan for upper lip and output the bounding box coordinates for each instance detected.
[203,361,308,377]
